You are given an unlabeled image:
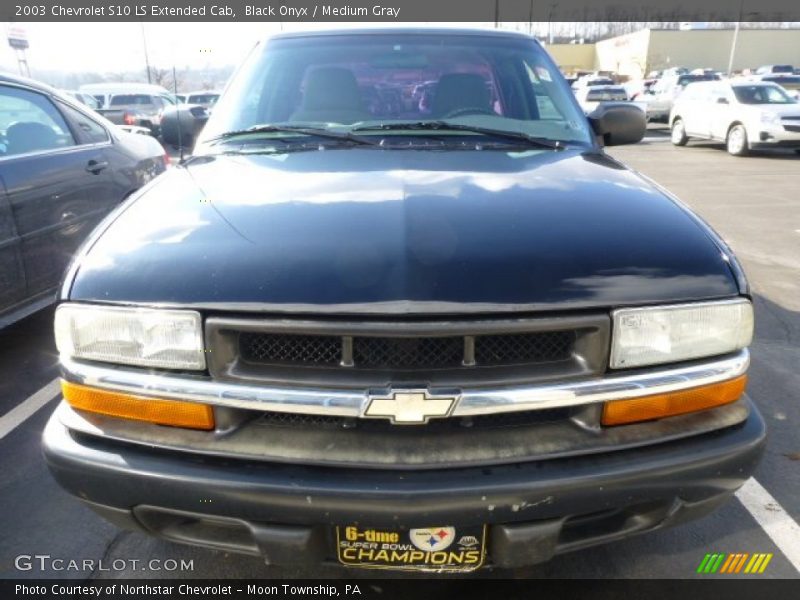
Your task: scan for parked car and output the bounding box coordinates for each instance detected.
[159,103,210,148]
[62,90,100,110]
[97,93,176,136]
[757,74,800,100]
[571,75,615,91]
[78,83,177,135]
[660,67,689,78]
[78,82,173,109]
[574,85,646,117]
[180,91,221,108]
[0,73,168,328]
[670,80,800,155]
[645,72,720,122]
[755,65,795,75]
[44,29,763,574]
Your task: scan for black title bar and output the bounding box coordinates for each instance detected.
[4,579,800,600]
[4,0,800,22]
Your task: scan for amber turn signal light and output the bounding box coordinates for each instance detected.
[601,375,747,426]
[62,381,215,431]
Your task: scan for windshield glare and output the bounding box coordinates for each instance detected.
[733,85,796,104]
[199,33,592,147]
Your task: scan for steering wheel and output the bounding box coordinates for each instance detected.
[441,106,495,119]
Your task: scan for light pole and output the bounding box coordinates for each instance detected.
[547,2,557,45]
[727,0,745,76]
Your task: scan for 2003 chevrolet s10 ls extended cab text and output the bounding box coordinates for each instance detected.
[43,29,765,573]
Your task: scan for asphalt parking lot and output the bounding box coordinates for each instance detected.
[1,126,798,580]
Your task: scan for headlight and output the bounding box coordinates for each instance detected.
[610,299,753,369]
[55,304,205,370]
[760,111,780,125]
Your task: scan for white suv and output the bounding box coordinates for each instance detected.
[669,80,800,156]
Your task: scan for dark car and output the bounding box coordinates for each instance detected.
[0,73,168,327]
[44,30,763,574]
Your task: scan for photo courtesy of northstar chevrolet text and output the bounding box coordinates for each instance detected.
[0,0,798,593]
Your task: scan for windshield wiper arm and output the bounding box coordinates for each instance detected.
[206,124,378,146]
[352,121,564,150]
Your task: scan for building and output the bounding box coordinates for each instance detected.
[548,28,800,78]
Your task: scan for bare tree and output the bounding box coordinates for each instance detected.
[146,66,184,92]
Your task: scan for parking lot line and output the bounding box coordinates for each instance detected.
[0,377,60,441]
[735,477,800,573]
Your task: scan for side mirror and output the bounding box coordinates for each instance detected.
[717,97,729,104]
[587,103,646,146]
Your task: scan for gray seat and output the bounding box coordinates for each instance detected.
[5,121,59,155]
[290,67,368,124]
[432,73,492,118]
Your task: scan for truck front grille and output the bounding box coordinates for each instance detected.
[474,331,574,365]
[241,333,342,366]
[238,330,575,370]
[205,315,610,387]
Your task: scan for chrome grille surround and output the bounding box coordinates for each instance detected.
[59,349,749,420]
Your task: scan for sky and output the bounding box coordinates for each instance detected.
[1,22,517,75]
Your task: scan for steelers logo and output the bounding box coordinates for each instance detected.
[409,527,456,552]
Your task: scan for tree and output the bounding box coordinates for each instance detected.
[146,66,184,92]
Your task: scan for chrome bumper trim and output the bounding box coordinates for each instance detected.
[60,350,749,419]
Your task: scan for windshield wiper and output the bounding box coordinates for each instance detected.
[206,124,378,146]
[352,121,565,150]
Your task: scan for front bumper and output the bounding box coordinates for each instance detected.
[43,400,766,569]
[751,123,800,148]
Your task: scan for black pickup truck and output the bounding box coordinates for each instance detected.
[44,29,764,573]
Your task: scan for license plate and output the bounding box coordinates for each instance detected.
[335,525,486,572]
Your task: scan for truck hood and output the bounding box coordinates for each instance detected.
[67,147,738,314]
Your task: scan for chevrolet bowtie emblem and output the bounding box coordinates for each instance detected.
[364,391,457,424]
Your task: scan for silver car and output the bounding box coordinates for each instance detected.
[669,80,800,156]
[645,73,719,122]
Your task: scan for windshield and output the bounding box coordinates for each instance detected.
[200,33,592,148]
[733,85,796,104]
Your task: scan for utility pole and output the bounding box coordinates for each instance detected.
[140,22,152,83]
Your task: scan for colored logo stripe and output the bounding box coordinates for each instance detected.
[698,553,773,574]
